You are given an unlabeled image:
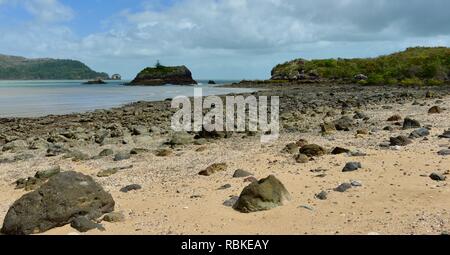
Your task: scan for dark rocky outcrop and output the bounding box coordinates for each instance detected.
[1,171,114,235]
[129,65,197,86]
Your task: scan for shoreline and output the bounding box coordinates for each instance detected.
[1,82,450,235]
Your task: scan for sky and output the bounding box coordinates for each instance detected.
[1,0,450,80]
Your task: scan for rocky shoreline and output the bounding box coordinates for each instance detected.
[1,82,450,234]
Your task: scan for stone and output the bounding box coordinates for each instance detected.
[199,163,228,176]
[244,176,258,183]
[390,136,413,146]
[343,162,362,172]
[64,150,90,161]
[438,130,450,139]
[98,149,114,157]
[428,106,443,114]
[283,143,299,154]
[295,154,309,163]
[331,147,350,155]
[34,166,61,180]
[155,148,173,157]
[120,184,142,193]
[320,122,336,134]
[46,144,69,157]
[1,171,114,235]
[296,139,309,147]
[299,144,327,157]
[334,116,354,131]
[71,216,105,232]
[218,184,232,190]
[233,169,253,178]
[357,129,369,135]
[114,151,131,161]
[131,126,148,136]
[409,128,430,139]
[403,118,421,130]
[438,149,450,156]
[233,175,291,213]
[130,148,149,155]
[97,168,118,178]
[354,111,368,120]
[15,177,44,191]
[387,115,402,122]
[351,180,363,187]
[430,173,446,181]
[315,191,328,200]
[168,132,193,146]
[334,183,352,193]
[223,196,240,207]
[102,212,125,223]
[2,139,28,152]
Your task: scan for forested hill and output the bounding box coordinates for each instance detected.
[0,54,109,80]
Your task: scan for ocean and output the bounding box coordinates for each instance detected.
[0,80,253,118]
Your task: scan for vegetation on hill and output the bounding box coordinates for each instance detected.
[271,47,450,86]
[130,62,197,86]
[0,54,109,80]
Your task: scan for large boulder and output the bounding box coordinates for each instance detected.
[1,171,115,235]
[129,65,197,86]
[233,175,291,213]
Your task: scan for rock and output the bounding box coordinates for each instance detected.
[428,106,443,114]
[15,177,44,191]
[168,132,193,146]
[354,74,368,81]
[244,176,258,183]
[299,144,327,157]
[64,150,90,161]
[409,128,430,139]
[331,147,350,155]
[430,173,446,181]
[155,148,173,157]
[343,162,362,172]
[348,150,367,157]
[354,111,368,120]
[296,139,309,147]
[233,175,291,213]
[1,171,114,235]
[403,118,421,130]
[320,122,336,134]
[97,168,118,178]
[223,196,239,207]
[84,79,106,85]
[438,149,450,156]
[233,169,253,178]
[295,154,309,163]
[98,149,114,157]
[283,143,299,154]
[130,148,149,155]
[129,65,197,86]
[131,126,148,136]
[35,166,61,179]
[315,191,328,200]
[2,139,28,152]
[351,180,363,187]
[46,144,69,157]
[390,136,413,146]
[357,129,369,135]
[334,116,354,131]
[71,216,105,232]
[114,151,131,161]
[438,130,450,139]
[383,126,394,131]
[218,184,232,190]
[120,184,142,193]
[199,163,228,176]
[102,212,125,223]
[334,183,352,192]
[387,115,402,122]
[208,80,216,85]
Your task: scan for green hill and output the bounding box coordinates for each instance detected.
[0,54,109,80]
[271,47,450,86]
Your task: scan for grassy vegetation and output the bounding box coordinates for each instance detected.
[0,56,108,80]
[271,47,450,86]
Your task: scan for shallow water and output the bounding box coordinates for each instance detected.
[0,80,253,118]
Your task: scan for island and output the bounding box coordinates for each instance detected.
[0,54,109,80]
[128,64,197,86]
[83,78,107,85]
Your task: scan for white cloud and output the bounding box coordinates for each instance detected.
[23,0,74,23]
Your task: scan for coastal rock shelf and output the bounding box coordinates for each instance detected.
[129,65,197,86]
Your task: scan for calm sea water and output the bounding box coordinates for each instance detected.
[0,80,253,118]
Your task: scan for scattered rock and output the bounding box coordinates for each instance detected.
[430,172,446,181]
[334,116,354,131]
[64,150,90,161]
[98,149,114,157]
[199,163,228,176]
[315,191,328,200]
[409,128,430,139]
[351,180,363,187]
[218,184,232,190]
[71,216,105,232]
[342,162,362,172]
[102,212,125,223]
[233,175,291,213]
[120,184,142,193]
[331,147,350,155]
[130,148,149,155]
[387,115,402,122]
[155,148,173,157]
[428,106,443,114]
[168,132,193,146]
[283,143,299,154]
[403,118,421,130]
[438,130,450,139]
[97,168,118,178]
[244,176,258,183]
[1,171,114,235]
[114,151,131,161]
[295,154,309,163]
[334,183,352,193]
[356,129,369,135]
[299,144,327,157]
[2,139,28,152]
[437,149,450,156]
[320,122,336,134]
[390,136,413,146]
[223,196,239,207]
[233,169,253,178]
[34,166,61,180]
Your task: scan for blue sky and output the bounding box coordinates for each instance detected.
[1,0,450,80]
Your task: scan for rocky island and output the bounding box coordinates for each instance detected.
[129,64,197,86]
[0,54,109,80]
